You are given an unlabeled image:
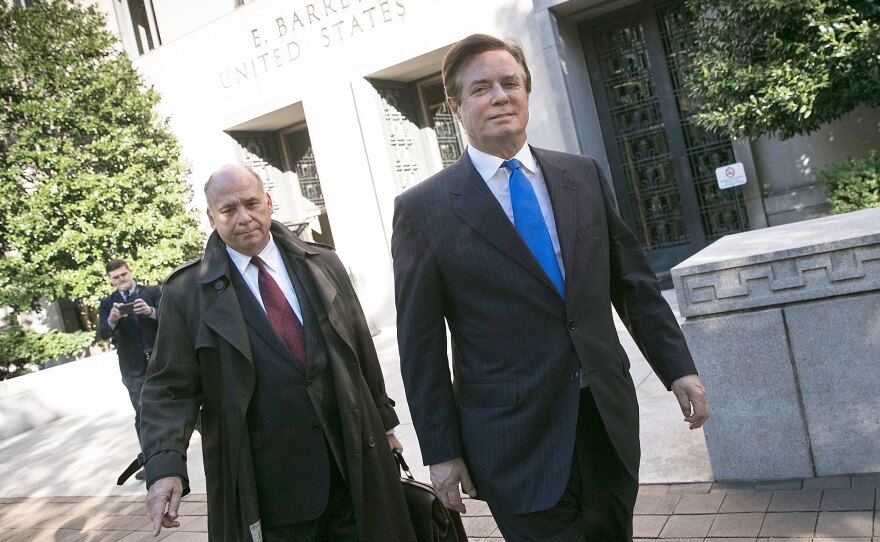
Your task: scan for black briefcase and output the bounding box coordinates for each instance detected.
[392,450,468,542]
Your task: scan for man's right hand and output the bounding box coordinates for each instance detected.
[429,457,477,514]
[146,476,183,536]
[108,303,126,325]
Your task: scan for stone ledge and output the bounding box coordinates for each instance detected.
[675,244,879,317]
[672,208,880,317]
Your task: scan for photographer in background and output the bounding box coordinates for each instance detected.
[98,258,161,481]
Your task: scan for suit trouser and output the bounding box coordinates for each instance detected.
[489,387,639,542]
[262,458,358,542]
[120,372,147,442]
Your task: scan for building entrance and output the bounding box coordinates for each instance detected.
[370,75,466,192]
[579,0,749,275]
[229,127,334,247]
[280,128,334,247]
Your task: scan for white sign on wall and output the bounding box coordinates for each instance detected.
[715,162,747,189]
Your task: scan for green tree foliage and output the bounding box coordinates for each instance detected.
[0,0,202,312]
[817,152,880,213]
[686,0,880,140]
[0,317,94,380]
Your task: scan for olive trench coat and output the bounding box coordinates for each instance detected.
[140,222,416,542]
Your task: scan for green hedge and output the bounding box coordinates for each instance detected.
[0,321,94,380]
[817,152,880,215]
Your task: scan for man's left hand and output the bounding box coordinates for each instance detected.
[132,298,153,316]
[387,433,403,453]
[671,374,709,429]
[146,475,184,536]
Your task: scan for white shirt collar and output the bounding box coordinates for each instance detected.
[467,142,538,181]
[225,233,283,275]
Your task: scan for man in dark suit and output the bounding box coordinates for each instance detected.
[140,165,416,542]
[392,34,709,541]
[98,258,161,481]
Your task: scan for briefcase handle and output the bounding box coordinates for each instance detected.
[392,449,416,481]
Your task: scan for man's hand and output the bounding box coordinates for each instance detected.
[146,476,184,536]
[108,303,125,325]
[671,374,709,429]
[387,433,403,453]
[429,457,476,514]
[132,298,153,316]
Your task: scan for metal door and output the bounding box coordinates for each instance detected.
[580,0,748,275]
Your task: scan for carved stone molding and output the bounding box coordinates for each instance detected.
[673,208,880,317]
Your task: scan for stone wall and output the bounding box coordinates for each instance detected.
[672,207,880,480]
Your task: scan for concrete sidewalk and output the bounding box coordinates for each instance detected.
[2,474,878,540]
[4,293,875,540]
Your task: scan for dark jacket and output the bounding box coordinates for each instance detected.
[98,285,161,377]
[139,222,416,542]
[392,147,698,514]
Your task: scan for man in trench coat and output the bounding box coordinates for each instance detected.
[140,164,416,542]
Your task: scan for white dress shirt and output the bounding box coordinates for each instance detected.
[467,143,565,277]
[225,233,304,322]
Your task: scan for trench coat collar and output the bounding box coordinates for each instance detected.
[266,223,343,333]
[195,222,352,362]
[194,223,317,362]
[197,222,320,285]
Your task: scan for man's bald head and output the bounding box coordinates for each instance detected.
[204,164,274,256]
[204,164,264,211]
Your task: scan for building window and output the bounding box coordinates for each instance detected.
[372,80,425,192]
[417,77,465,168]
[115,0,161,56]
[283,130,324,207]
[370,74,466,192]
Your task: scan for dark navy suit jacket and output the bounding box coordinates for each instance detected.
[392,147,697,514]
[228,250,342,527]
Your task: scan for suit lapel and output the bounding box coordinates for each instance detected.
[197,232,254,363]
[533,147,578,289]
[304,258,356,357]
[281,252,325,370]
[227,261,299,368]
[272,223,358,359]
[448,153,554,290]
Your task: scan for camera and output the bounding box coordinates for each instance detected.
[118,301,137,315]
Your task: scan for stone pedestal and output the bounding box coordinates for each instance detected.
[672,208,880,481]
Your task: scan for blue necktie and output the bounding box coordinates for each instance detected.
[503,159,565,297]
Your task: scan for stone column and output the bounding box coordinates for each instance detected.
[672,207,880,480]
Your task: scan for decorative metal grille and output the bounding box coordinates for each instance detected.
[235,135,282,213]
[286,131,324,206]
[596,22,689,250]
[375,84,422,191]
[294,146,323,206]
[431,103,463,168]
[420,80,464,168]
[657,1,749,241]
